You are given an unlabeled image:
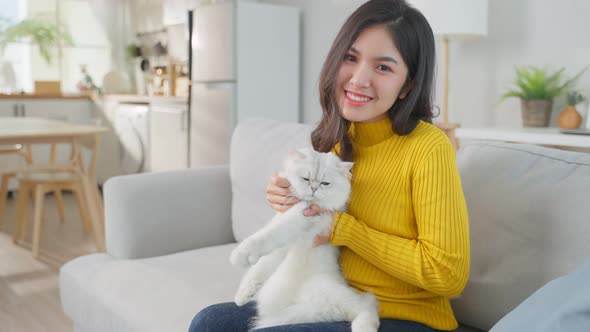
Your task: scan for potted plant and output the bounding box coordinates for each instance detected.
[558,91,586,129]
[0,15,73,64]
[501,66,586,127]
[0,16,74,93]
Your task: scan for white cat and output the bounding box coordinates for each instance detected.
[229,148,380,332]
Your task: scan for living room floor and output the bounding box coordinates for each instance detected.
[0,192,96,332]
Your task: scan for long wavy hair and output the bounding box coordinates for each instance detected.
[311,0,436,161]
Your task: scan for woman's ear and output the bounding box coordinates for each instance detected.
[399,80,415,99]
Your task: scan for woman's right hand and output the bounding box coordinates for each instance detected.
[266,173,300,212]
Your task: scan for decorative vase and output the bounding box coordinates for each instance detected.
[558,105,582,129]
[520,99,552,127]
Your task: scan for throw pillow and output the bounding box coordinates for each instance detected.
[490,257,590,332]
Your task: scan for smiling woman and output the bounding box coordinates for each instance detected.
[336,24,411,124]
[313,0,436,162]
[191,1,469,331]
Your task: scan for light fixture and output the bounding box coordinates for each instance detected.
[409,0,488,149]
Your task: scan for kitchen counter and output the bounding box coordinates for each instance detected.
[102,94,188,104]
[0,93,188,104]
[0,93,91,99]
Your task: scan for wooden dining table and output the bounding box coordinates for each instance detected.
[0,117,108,251]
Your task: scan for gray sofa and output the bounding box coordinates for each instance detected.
[60,118,590,332]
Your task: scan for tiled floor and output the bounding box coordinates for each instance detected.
[0,191,97,332]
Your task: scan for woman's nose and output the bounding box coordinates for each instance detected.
[350,65,371,88]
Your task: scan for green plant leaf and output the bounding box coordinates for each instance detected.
[0,15,74,64]
[500,90,525,100]
[500,65,587,104]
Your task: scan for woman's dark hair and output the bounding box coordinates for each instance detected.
[311,0,436,161]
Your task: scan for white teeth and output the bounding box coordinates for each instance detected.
[346,91,371,102]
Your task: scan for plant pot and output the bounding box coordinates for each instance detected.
[558,105,582,129]
[521,99,552,127]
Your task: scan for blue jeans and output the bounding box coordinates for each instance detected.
[189,302,450,332]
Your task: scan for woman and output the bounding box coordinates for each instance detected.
[190,0,469,331]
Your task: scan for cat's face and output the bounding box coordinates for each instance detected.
[283,148,354,211]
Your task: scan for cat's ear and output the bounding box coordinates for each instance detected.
[339,162,354,178]
[288,149,306,160]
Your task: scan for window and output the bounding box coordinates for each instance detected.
[0,0,32,92]
[59,0,111,93]
[1,0,112,93]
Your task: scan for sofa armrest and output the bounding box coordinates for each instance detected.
[103,166,235,259]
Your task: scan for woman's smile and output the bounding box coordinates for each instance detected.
[344,90,374,106]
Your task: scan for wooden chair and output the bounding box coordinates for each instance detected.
[0,144,32,226]
[12,134,103,258]
[0,144,68,227]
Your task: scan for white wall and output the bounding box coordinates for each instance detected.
[261,0,590,127]
[449,0,590,128]
[259,0,366,124]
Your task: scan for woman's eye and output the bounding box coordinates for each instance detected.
[344,54,357,62]
[320,182,331,186]
[377,64,392,72]
[301,177,309,182]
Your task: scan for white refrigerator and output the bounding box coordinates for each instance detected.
[188,1,300,168]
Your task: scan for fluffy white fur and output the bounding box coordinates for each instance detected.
[229,148,380,332]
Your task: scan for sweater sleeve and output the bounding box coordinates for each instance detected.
[330,143,470,297]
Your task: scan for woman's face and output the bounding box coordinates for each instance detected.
[336,24,410,124]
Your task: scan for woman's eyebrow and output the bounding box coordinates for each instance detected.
[349,47,398,64]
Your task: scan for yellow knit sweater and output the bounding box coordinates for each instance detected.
[330,117,470,331]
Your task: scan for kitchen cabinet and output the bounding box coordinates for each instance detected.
[0,98,93,123]
[0,101,23,117]
[94,95,189,184]
[20,99,93,123]
[149,102,188,171]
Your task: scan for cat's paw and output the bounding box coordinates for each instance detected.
[234,280,259,306]
[351,311,379,332]
[230,243,260,267]
[247,253,260,265]
[229,246,249,267]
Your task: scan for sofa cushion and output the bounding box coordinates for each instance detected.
[230,118,312,242]
[452,141,590,330]
[490,256,590,332]
[60,244,243,332]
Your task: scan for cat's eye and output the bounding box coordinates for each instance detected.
[301,177,309,182]
[321,182,330,186]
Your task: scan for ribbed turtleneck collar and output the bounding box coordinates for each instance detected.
[350,117,395,147]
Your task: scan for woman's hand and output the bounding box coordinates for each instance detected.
[313,233,331,247]
[266,173,300,212]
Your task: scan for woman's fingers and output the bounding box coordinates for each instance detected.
[313,234,331,247]
[269,203,292,213]
[267,173,291,196]
[303,204,322,216]
[266,184,291,197]
[266,193,299,206]
[270,173,291,188]
[267,173,300,212]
